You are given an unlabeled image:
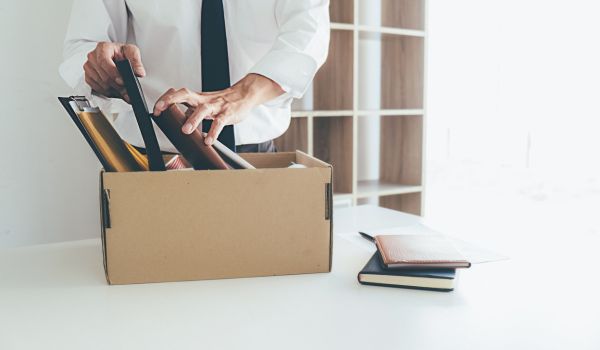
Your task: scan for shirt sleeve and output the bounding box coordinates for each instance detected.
[59,0,130,113]
[248,0,330,100]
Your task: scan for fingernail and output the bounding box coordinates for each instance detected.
[116,77,123,85]
[154,101,165,115]
[205,137,214,145]
[182,124,193,134]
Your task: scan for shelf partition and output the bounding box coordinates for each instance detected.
[313,116,354,194]
[273,117,308,154]
[380,0,426,30]
[379,193,423,215]
[313,29,354,111]
[330,0,354,24]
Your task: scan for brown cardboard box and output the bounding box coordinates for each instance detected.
[99,151,333,285]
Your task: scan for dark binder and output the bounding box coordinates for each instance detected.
[116,59,165,171]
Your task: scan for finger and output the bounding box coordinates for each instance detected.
[205,115,228,145]
[96,48,122,90]
[86,61,127,99]
[182,104,214,134]
[122,44,146,77]
[84,61,102,85]
[84,62,111,93]
[86,53,110,85]
[85,75,105,95]
[95,43,122,90]
[87,78,119,98]
[153,88,198,116]
[93,58,120,91]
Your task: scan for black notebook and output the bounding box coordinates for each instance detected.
[358,251,456,292]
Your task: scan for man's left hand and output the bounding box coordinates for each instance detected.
[153,74,284,145]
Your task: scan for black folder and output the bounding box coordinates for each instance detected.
[116,59,165,171]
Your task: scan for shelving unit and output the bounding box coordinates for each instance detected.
[274,0,426,215]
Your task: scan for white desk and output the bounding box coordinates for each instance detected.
[1,205,598,350]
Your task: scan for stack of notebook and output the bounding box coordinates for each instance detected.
[357,233,471,292]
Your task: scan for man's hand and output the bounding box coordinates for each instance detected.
[83,42,146,101]
[153,74,284,145]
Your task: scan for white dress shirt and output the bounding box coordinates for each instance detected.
[60,0,329,151]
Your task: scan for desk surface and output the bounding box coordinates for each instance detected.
[1,205,598,350]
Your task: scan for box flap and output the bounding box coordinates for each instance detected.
[238,152,296,169]
[296,150,334,271]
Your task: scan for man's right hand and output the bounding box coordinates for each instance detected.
[83,42,146,101]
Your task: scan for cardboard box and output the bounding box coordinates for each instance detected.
[99,151,333,285]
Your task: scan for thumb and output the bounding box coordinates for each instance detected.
[122,44,146,77]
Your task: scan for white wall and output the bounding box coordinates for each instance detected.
[427,0,600,173]
[0,0,102,247]
[425,0,600,241]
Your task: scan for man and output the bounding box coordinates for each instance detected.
[60,0,330,153]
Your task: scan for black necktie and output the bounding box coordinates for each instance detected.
[201,0,236,151]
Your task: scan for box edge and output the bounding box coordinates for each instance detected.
[99,170,112,285]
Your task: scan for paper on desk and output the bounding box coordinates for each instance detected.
[335,223,508,264]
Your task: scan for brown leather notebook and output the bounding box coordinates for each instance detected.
[151,105,256,170]
[153,105,232,170]
[374,234,471,269]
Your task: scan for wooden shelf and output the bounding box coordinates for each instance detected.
[357,31,424,110]
[274,117,308,153]
[380,34,425,110]
[331,23,426,37]
[379,193,422,216]
[333,193,353,201]
[359,25,424,37]
[380,115,423,186]
[291,110,353,117]
[356,180,422,198]
[359,109,423,116]
[313,116,353,194]
[291,109,424,117]
[278,1,427,215]
[380,0,426,30]
[313,29,353,110]
[330,0,353,24]
[333,193,354,208]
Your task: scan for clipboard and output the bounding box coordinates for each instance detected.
[115,59,166,171]
[58,96,110,169]
[58,96,149,172]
